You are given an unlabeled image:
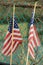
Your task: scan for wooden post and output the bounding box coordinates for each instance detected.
[10,4,15,65]
[26,1,37,65]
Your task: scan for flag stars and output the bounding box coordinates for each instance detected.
[14,21,19,28]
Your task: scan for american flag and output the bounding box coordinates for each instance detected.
[2,18,22,56]
[28,11,40,59]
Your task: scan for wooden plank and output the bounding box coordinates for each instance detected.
[0,2,42,8]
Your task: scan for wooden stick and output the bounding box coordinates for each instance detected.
[10,4,15,65]
[34,2,37,16]
[26,49,30,65]
[26,2,37,65]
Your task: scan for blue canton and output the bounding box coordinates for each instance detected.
[30,11,34,25]
[8,18,19,33]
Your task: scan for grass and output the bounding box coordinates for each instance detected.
[0,24,8,41]
[0,21,43,65]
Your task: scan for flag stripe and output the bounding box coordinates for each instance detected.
[2,41,11,55]
[7,41,19,56]
[29,49,35,59]
[3,36,11,49]
[2,18,22,56]
[28,43,35,54]
[7,41,16,56]
[33,26,40,46]
[13,28,20,31]
[28,11,40,59]
[13,37,22,40]
[12,41,19,53]
[4,33,11,45]
[14,33,21,36]
[13,35,22,38]
[4,41,15,56]
[31,40,36,48]
[8,41,19,56]
[5,32,10,40]
[28,24,40,59]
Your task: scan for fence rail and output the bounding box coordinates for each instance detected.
[0,2,42,8]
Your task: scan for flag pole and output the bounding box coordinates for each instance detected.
[26,2,37,65]
[10,5,15,65]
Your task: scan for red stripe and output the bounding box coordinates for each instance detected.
[34,26,40,45]
[13,39,22,44]
[4,39,22,55]
[7,41,17,55]
[3,35,11,49]
[28,36,33,41]
[33,26,40,46]
[33,25,39,38]
[13,30,20,33]
[13,35,22,38]
[29,50,35,58]
[29,44,34,54]
[5,32,10,40]
[29,31,33,35]
[29,41,34,48]
[2,28,22,56]
[30,25,34,30]
[3,41,11,55]
[33,25,36,31]
[28,23,40,59]
[12,42,19,53]
[3,36,11,49]
[33,36,37,47]
[8,43,19,56]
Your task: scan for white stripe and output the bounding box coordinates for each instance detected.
[6,31,9,35]
[29,43,35,53]
[13,33,21,36]
[3,41,14,56]
[29,29,33,34]
[30,24,33,27]
[13,28,20,31]
[12,41,19,52]
[29,49,35,59]
[29,24,40,47]
[4,46,11,56]
[29,24,34,33]
[13,37,22,40]
[29,34,33,39]
[4,45,11,55]
[2,40,11,54]
[33,28,39,46]
[31,40,36,48]
[4,33,11,45]
[8,42,19,56]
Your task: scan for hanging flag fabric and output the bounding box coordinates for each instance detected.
[2,18,22,56]
[28,11,40,59]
